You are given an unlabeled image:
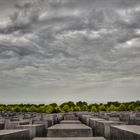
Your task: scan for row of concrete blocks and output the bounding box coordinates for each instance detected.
[79,114,140,140]
[75,111,140,124]
[0,113,64,139]
[34,119,106,140]
[0,124,47,139]
[99,111,140,124]
[1,113,64,129]
[33,137,106,140]
[63,113,79,120]
[0,112,140,140]
[1,111,140,124]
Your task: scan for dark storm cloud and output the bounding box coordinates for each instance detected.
[0,0,140,103]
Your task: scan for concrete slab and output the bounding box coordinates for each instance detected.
[17,124,45,138]
[110,125,140,140]
[89,118,105,136]
[64,114,78,120]
[0,129,30,139]
[89,118,105,128]
[47,124,92,137]
[33,137,106,140]
[0,122,4,130]
[60,120,81,124]
[33,120,48,129]
[81,115,93,126]
[5,120,31,129]
[94,120,124,138]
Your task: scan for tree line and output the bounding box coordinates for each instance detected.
[0,101,140,113]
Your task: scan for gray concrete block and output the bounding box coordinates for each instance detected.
[5,120,31,129]
[42,114,54,127]
[33,120,48,130]
[110,125,140,140]
[64,114,78,120]
[89,118,105,129]
[81,115,93,126]
[94,120,124,139]
[47,124,92,137]
[0,129,30,140]
[33,137,106,140]
[17,124,45,138]
[89,118,105,135]
[0,122,4,130]
[60,120,81,124]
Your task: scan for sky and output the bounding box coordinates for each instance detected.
[0,0,140,104]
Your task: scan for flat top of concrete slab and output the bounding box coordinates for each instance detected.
[89,118,104,121]
[60,120,81,123]
[0,129,28,135]
[111,125,140,134]
[48,124,92,129]
[96,120,123,124]
[8,120,30,123]
[33,137,105,140]
[82,115,92,118]
[20,124,44,127]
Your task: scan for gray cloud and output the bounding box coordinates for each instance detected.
[0,0,140,103]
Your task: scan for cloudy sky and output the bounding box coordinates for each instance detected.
[0,0,140,104]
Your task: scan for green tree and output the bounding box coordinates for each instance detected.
[76,101,88,107]
[135,106,140,111]
[45,105,55,113]
[55,106,62,113]
[20,106,28,112]
[98,105,106,111]
[108,104,118,111]
[127,104,135,111]
[73,105,81,111]
[90,106,98,112]
[68,107,74,112]
[81,105,89,111]
[107,101,120,107]
[0,106,4,111]
[118,103,126,111]
[29,105,37,112]
[38,106,46,113]
[49,103,57,108]
[67,101,75,107]
[62,105,70,112]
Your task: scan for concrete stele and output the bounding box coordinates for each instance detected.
[94,120,124,138]
[17,124,45,138]
[60,120,81,124]
[110,125,140,140]
[47,123,92,137]
[33,137,106,140]
[0,129,30,139]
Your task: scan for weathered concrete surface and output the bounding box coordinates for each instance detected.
[119,112,140,125]
[0,129,30,139]
[5,119,31,129]
[110,125,140,140]
[89,118,105,128]
[81,115,93,126]
[100,112,120,121]
[75,112,98,120]
[94,120,124,138]
[33,120,48,131]
[64,114,78,120]
[89,118,105,136]
[60,120,81,124]
[17,124,45,138]
[47,124,92,137]
[0,122,4,130]
[33,137,106,140]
